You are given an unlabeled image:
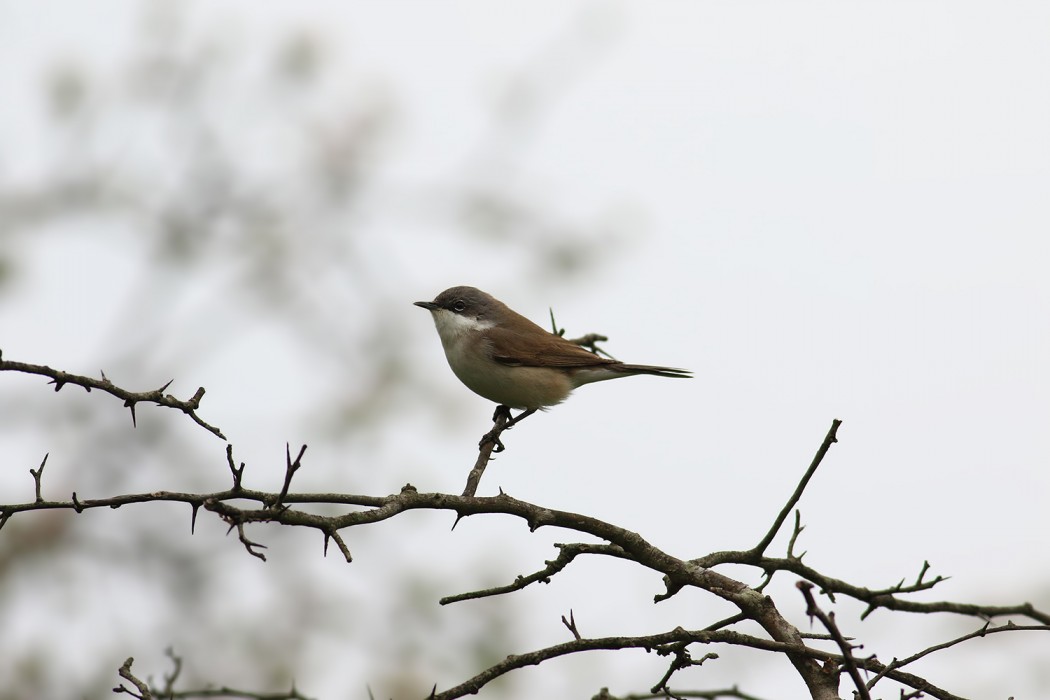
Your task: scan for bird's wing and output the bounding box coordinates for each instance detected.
[485,325,616,369]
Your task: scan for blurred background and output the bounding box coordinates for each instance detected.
[1,1,1048,698]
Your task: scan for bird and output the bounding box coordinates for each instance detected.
[414,286,690,428]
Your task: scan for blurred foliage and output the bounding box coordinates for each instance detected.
[0,3,626,699]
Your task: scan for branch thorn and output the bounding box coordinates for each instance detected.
[124,399,138,427]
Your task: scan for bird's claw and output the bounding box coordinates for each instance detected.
[479,405,514,452]
[479,430,506,453]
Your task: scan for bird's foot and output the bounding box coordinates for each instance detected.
[479,430,506,453]
[479,406,536,453]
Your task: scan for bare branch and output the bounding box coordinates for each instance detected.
[113,653,314,700]
[694,543,1050,627]
[30,453,49,503]
[230,522,268,562]
[562,609,582,640]
[785,509,806,560]
[592,688,770,700]
[115,657,154,700]
[650,643,719,696]
[161,647,183,696]
[4,463,1045,632]
[0,396,1039,699]
[431,627,823,700]
[0,355,225,439]
[226,444,246,491]
[320,525,353,562]
[780,556,1049,625]
[566,332,614,358]
[703,613,747,633]
[440,542,629,605]
[274,443,308,507]
[548,308,616,357]
[798,581,868,700]
[866,621,1050,692]
[751,420,841,556]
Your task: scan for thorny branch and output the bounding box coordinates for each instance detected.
[591,688,769,700]
[115,655,311,700]
[2,364,1047,699]
[5,435,1047,699]
[0,352,225,439]
[864,620,1050,692]
[798,581,869,700]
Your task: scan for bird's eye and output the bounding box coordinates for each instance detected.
[452,300,467,312]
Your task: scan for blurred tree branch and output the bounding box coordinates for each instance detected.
[116,653,311,700]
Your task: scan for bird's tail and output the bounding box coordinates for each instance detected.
[617,363,692,379]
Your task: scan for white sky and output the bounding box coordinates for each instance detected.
[1,1,1048,698]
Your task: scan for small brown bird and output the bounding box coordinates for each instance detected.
[415,286,690,418]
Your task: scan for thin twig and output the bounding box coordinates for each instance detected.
[321,525,353,563]
[275,444,308,507]
[440,543,629,605]
[751,420,841,556]
[226,444,246,491]
[566,333,614,358]
[161,647,183,695]
[115,657,154,700]
[785,510,806,560]
[866,621,1050,691]
[562,609,582,640]
[704,613,747,632]
[651,643,719,696]
[227,522,267,561]
[30,453,49,503]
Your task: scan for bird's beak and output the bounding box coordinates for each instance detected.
[414,301,439,310]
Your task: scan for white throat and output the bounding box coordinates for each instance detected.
[429,308,495,352]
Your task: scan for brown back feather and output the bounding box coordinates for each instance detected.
[483,309,618,369]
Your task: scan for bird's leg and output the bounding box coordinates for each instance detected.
[503,408,537,430]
